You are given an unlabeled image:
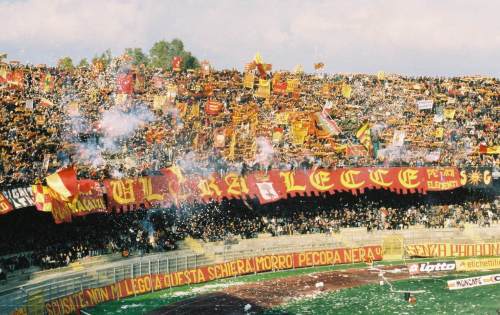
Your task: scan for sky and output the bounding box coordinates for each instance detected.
[1,0,499,77]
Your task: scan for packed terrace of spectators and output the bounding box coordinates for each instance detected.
[0,56,498,277]
[0,57,498,188]
[0,190,497,273]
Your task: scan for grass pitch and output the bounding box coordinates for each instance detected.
[266,271,500,315]
[85,260,500,315]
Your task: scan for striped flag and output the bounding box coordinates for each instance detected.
[478,145,500,155]
[45,167,79,200]
[356,122,372,151]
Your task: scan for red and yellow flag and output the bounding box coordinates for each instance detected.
[46,167,79,200]
[478,145,500,155]
[356,122,372,151]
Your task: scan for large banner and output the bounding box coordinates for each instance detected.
[103,167,463,210]
[186,167,463,204]
[32,245,382,315]
[32,182,108,224]
[405,243,500,258]
[1,187,34,209]
[104,176,171,212]
[2,166,485,220]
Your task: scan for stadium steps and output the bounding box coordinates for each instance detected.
[198,233,347,263]
[29,253,124,280]
[176,239,217,266]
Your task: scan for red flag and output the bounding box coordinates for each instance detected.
[256,63,267,79]
[0,193,14,215]
[273,81,287,94]
[7,69,24,89]
[117,73,133,94]
[205,100,223,115]
[172,56,182,72]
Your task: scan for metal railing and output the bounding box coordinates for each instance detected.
[1,224,498,314]
[0,252,208,315]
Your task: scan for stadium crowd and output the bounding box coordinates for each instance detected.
[0,56,498,276]
[0,57,498,188]
[0,191,497,273]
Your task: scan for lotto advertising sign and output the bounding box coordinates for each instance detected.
[408,261,456,275]
[447,274,500,290]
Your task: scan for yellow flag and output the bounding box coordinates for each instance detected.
[190,102,200,118]
[272,72,281,86]
[356,122,372,150]
[341,84,352,99]
[286,78,299,93]
[272,129,283,143]
[435,127,444,138]
[321,83,331,96]
[255,79,270,98]
[115,93,128,105]
[291,122,308,145]
[377,71,385,80]
[0,67,7,80]
[243,73,255,89]
[153,95,167,110]
[254,52,263,64]
[227,133,236,160]
[275,112,290,125]
[444,108,456,119]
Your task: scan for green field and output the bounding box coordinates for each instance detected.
[266,271,500,315]
[85,260,500,315]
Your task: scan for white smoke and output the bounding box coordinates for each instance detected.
[254,136,274,168]
[100,104,155,142]
[74,141,105,168]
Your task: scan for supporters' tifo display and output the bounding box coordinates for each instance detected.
[0,52,498,277]
[0,165,493,223]
[0,53,498,222]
